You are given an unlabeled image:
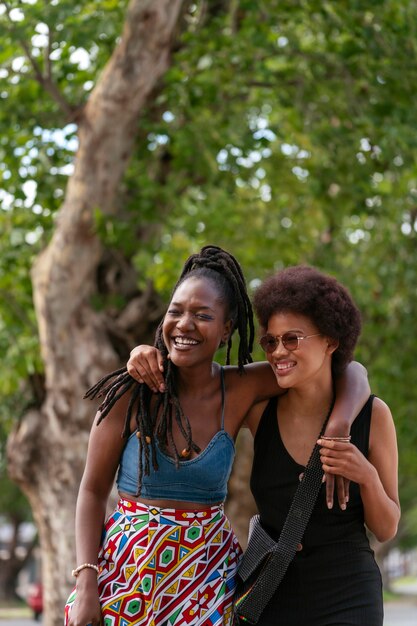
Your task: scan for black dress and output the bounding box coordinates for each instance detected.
[250,395,383,626]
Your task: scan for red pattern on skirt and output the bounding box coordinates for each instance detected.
[65,499,242,625]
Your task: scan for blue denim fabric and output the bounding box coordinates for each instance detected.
[116,367,235,503]
[116,429,235,503]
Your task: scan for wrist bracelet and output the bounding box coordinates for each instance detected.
[72,563,99,577]
[320,435,351,442]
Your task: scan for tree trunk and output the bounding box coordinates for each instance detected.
[6,2,185,624]
[225,429,258,549]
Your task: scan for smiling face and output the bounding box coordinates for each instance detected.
[264,311,338,389]
[162,277,232,368]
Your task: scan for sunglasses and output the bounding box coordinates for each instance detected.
[259,332,321,353]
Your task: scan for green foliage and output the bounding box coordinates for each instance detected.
[0,405,32,524]
[0,0,128,392]
[1,0,416,535]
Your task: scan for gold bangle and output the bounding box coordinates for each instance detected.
[72,563,99,577]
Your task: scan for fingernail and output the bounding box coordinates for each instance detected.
[340,503,346,511]
[327,501,333,509]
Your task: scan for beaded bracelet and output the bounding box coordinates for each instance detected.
[72,563,99,577]
[320,435,351,442]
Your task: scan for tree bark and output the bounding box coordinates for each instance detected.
[7,2,185,624]
[225,429,258,549]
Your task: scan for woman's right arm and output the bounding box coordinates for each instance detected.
[68,394,129,626]
[127,345,166,393]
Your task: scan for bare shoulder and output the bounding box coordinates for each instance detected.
[82,384,139,496]
[88,383,139,450]
[369,396,397,448]
[371,396,394,425]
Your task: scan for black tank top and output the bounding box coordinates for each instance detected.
[250,395,374,548]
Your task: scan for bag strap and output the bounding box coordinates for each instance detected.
[235,399,334,624]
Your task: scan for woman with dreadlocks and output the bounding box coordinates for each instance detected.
[65,246,368,626]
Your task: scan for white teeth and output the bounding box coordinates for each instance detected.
[173,337,199,346]
[276,362,295,371]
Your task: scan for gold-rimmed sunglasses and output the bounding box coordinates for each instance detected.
[259,332,321,353]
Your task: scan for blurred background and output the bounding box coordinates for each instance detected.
[1,1,416,624]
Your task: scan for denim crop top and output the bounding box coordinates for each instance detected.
[116,367,235,504]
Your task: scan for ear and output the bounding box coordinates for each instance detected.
[326,337,339,355]
[220,319,233,347]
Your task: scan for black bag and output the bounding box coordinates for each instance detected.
[233,516,276,624]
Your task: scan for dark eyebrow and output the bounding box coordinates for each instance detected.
[169,301,216,312]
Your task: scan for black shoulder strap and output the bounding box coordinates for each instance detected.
[220,366,225,429]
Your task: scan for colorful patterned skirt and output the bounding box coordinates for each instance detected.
[65,498,242,626]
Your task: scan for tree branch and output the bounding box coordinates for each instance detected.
[45,23,53,81]
[2,0,76,119]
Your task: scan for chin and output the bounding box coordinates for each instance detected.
[275,372,296,388]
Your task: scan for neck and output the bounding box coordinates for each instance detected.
[175,362,220,397]
[282,379,334,424]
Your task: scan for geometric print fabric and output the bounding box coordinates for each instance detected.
[65,498,242,625]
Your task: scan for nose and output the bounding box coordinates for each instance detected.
[176,312,195,331]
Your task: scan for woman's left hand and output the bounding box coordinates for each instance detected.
[322,472,350,511]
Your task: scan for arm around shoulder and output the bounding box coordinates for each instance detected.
[325,361,370,437]
[229,360,283,402]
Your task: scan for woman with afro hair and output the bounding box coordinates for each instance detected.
[243,264,399,625]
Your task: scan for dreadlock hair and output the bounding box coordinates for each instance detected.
[84,245,254,495]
